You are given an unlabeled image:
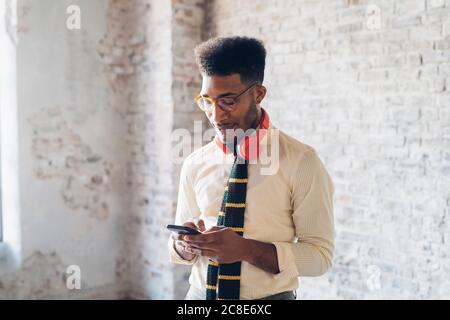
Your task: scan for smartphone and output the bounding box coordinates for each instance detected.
[166,224,201,235]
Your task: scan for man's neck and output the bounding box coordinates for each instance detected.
[222,107,263,149]
[250,107,263,130]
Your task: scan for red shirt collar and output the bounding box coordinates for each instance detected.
[214,108,270,160]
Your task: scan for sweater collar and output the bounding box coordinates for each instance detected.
[214,107,270,161]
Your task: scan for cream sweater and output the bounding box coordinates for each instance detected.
[168,123,335,299]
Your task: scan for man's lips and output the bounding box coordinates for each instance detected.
[216,123,237,131]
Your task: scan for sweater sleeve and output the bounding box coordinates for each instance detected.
[168,156,201,265]
[272,149,335,279]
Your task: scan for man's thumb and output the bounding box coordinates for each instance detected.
[197,219,206,232]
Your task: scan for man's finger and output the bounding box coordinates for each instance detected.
[171,233,184,241]
[173,232,195,241]
[203,226,226,233]
[188,242,217,251]
[197,219,206,232]
[185,245,201,256]
[186,245,216,258]
[198,249,216,258]
[184,233,215,243]
[175,240,186,248]
[183,222,198,229]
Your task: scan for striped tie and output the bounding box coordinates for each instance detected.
[206,138,248,300]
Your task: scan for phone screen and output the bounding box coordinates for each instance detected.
[166,224,200,235]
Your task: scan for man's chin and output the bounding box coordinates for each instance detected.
[216,129,236,144]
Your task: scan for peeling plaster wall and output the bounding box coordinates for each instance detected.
[28,106,114,221]
[0,0,209,299]
[96,0,175,299]
[96,0,207,300]
[1,0,124,299]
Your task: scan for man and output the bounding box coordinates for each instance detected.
[168,36,335,300]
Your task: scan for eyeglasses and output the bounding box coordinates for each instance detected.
[195,82,258,113]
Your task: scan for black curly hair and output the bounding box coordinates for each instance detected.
[194,36,266,85]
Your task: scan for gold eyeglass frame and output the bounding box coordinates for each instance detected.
[194,82,259,112]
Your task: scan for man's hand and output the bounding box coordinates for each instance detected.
[173,221,280,274]
[171,220,206,261]
[183,226,248,264]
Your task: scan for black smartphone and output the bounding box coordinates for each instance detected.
[166,224,201,235]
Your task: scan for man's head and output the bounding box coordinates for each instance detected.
[194,36,267,142]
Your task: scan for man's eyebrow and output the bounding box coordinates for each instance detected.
[200,92,237,98]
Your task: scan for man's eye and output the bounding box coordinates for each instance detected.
[219,98,235,106]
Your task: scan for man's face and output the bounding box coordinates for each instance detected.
[199,74,266,143]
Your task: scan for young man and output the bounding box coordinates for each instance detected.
[168,36,335,300]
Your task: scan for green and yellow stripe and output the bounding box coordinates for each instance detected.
[228,178,248,183]
[225,203,246,208]
[218,275,241,280]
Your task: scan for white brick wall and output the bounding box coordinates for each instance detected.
[98,0,178,299]
[100,0,206,299]
[204,0,450,299]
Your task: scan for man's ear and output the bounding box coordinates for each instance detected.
[255,85,267,104]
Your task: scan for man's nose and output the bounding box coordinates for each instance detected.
[211,104,228,123]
